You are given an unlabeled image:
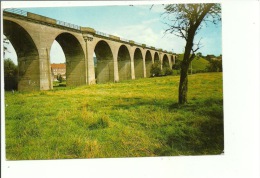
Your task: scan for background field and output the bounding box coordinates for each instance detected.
[5,73,224,160]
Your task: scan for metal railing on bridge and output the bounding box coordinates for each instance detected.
[4,8,27,16]
[95,31,109,37]
[56,20,80,30]
[4,8,81,30]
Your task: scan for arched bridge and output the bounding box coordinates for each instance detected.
[3,8,176,91]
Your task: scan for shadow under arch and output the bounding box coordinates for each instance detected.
[171,55,175,65]
[118,45,131,81]
[154,52,160,63]
[94,40,114,83]
[145,50,152,77]
[3,19,40,91]
[55,32,86,87]
[162,54,170,70]
[134,48,143,79]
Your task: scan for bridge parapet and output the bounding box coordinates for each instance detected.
[109,35,120,41]
[27,12,56,25]
[95,31,109,38]
[81,27,96,34]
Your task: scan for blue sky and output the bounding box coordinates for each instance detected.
[4,4,222,64]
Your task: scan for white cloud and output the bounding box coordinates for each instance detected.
[109,18,186,54]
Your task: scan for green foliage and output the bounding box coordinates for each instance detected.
[5,73,223,159]
[150,61,162,77]
[172,70,180,76]
[4,58,18,90]
[207,59,222,72]
[57,74,63,83]
[163,67,173,76]
[172,58,181,70]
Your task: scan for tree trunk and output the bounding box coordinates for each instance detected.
[178,62,189,104]
[178,28,195,104]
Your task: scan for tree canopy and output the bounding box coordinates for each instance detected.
[4,58,18,90]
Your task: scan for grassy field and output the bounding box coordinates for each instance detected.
[5,73,224,160]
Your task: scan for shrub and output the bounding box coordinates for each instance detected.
[206,60,222,72]
[163,68,173,76]
[172,58,181,70]
[150,62,162,77]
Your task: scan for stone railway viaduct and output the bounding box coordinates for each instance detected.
[3,8,176,91]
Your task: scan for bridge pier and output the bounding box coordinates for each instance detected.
[39,47,52,90]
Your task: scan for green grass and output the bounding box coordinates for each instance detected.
[5,73,224,160]
[178,53,209,71]
[53,81,66,87]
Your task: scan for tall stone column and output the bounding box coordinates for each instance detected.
[112,48,119,82]
[130,47,135,80]
[39,47,52,90]
[159,52,163,70]
[142,51,146,78]
[82,29,96,85]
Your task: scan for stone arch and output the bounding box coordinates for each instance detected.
[162,54,170,70]
[145,50,153,77]
[134,48,143,79]
[94,40,114,83]
[54,32,86,87]
[3,19,39,91]
[118,44,131,81]
[154,52,160,64]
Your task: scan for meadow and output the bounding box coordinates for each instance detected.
[5,73,224,160]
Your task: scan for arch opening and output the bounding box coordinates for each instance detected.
[154,52,160,63]
[94,40,114,83]
[3,20,39,91]
[145,50,152,77]
[3,34,18,90]
[134,48,143,79]
[118,45,131,81]
[54,33,85,87]
[50,40,66,87]
[162,54,170,70]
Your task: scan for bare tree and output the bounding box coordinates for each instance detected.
[163,4,221,104]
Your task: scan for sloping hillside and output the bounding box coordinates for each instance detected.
[177,54,209,71]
